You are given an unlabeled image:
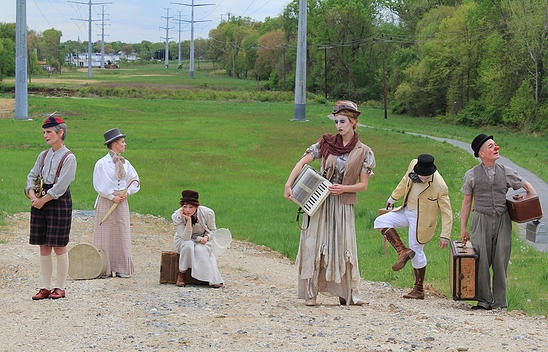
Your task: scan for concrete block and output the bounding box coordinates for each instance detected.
[526,220,548,243]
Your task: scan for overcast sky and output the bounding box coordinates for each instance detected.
[2,0,292,43]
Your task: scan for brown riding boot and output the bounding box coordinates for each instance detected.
[381,228,415,271]
[403,266,426,299]
[176,271,186,287]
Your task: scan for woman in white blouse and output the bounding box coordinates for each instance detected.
[93,128,140,278]
[172,190,223,288]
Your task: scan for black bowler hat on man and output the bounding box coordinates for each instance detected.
[103,128,126,145]
[413,154,437,176]
[471,133,493,158]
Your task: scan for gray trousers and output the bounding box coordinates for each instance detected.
[470,211,512,308]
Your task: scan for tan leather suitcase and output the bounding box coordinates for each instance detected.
[506,193,543,223]
[159,251,209,285]
[450,241,478,300]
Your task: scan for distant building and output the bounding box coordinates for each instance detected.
[65,51,139,67]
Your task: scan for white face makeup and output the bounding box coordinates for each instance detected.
[182,203,198,216]
[479,139,500,161]
[43,127,63,148]
[333,115,354,136]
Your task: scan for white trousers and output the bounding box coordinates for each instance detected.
[374,207,427,269]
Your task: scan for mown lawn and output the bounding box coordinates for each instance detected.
[0,66,546,316]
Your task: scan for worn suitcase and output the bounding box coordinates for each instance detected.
[160,251,180,284]
[506,193,543,223]
[450,240,478,300]
[159,251,209,285]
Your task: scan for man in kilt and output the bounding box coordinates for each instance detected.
[25,115,77,300]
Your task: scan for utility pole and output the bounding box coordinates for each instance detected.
[173,11,184,67]
[172,1,213,78]
[70,0,111,78]
[381,35,388,119]
[161,8,173,69]
[293,0,307,121]
[15,0,28,120]
[97,5,110,68]
[318,45,332,101]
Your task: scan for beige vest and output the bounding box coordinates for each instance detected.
[323,141,369,205]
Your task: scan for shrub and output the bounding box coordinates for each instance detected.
[503,80,536,130]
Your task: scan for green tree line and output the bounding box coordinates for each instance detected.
[1,0,546,131]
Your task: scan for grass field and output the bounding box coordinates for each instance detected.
[0,64,546,316]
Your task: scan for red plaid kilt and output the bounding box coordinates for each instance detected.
[29,185,72,247]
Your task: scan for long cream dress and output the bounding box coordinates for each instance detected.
[296,142,375,304]
[172,206,224,286]
[93,152,140,276]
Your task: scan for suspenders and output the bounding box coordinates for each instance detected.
[39,149,73,183]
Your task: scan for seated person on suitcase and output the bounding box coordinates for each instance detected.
[172,190,224,288]
[460,134,536,310]
[374,154,452,299]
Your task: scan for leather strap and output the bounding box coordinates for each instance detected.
[56,151,73,178]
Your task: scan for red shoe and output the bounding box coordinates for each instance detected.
[48,288,66,299]
[32,288,51,300]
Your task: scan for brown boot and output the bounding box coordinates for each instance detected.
[403,266,426,299]
[381,228,415,271]
[176,271,186,287]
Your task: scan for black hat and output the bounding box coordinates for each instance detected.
[103,128,126,145]
[471,134,493,158]
[180,190,200,206]
[413,154,437,176]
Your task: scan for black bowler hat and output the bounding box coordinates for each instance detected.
[180,190,200,206]
[471,134,493,158]
[413,154,437,176]
[103,128,126,145]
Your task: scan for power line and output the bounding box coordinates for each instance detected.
[69,0,112,78]
[172,11,187,66]
[160,8,173,69]
[96,5,110,68]
[172,1,214,78]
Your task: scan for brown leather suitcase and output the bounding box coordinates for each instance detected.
[506,193,543,223]
[160,251,179,284]
[159,251,209,285]
[450,241,478,300]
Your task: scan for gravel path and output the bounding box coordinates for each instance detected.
[0,212,546,352]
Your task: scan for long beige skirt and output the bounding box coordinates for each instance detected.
[295,195,362,304]
[94,196,134,276]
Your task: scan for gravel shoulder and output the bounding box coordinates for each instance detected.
[0,212,546,352]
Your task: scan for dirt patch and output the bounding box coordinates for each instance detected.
[0,211,545,351]
[0,98,15,119]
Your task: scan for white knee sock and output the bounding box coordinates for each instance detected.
[55,252,69,289]
[40,255,53,289]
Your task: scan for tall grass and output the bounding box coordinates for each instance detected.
[0,76,546,316]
